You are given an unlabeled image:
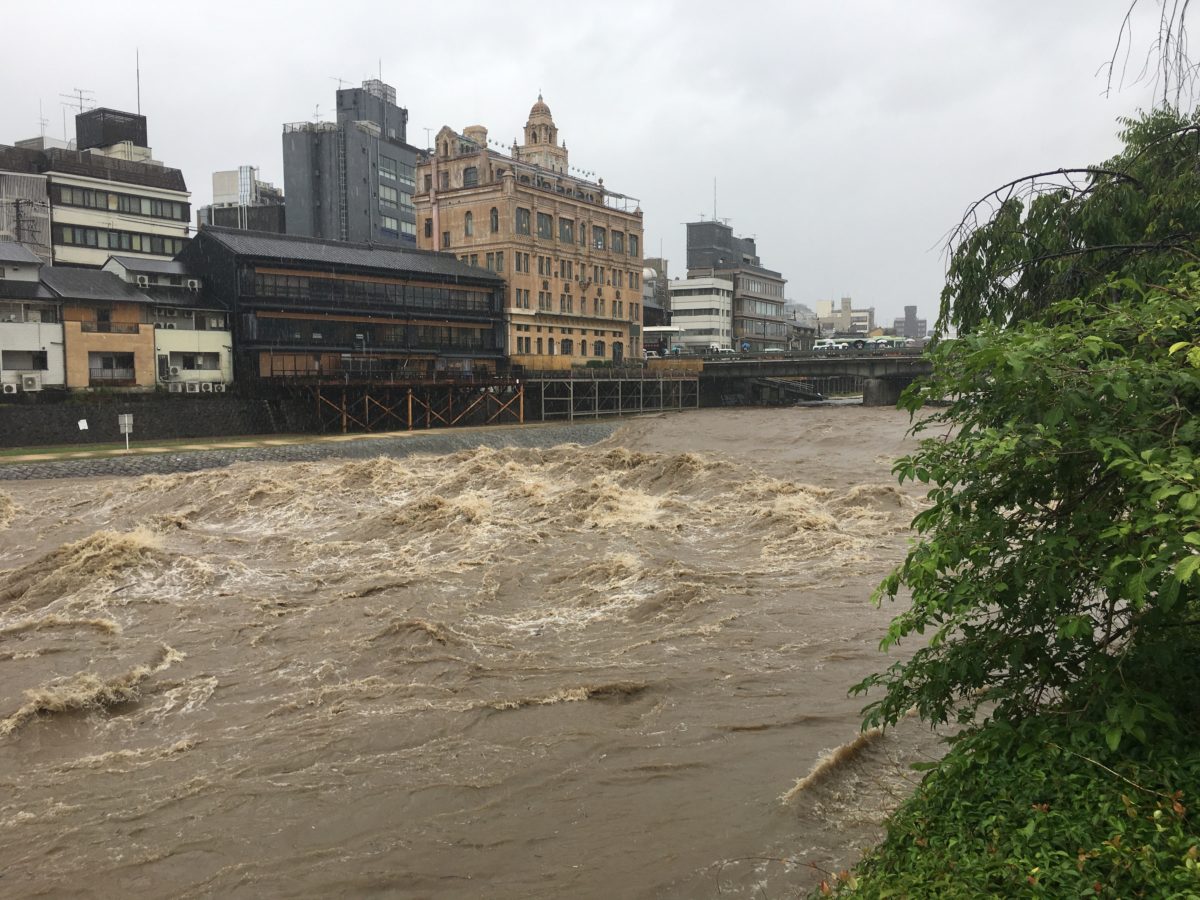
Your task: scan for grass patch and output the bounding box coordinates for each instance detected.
[822,713,1200,898]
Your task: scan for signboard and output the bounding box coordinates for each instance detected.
[118,413,133,451]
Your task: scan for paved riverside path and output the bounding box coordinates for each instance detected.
[0,422,621,482]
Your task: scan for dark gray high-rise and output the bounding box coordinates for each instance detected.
[686,220,787,350]
[282,80,418,245]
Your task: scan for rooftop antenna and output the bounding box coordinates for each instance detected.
[330,76,350,89]
[59,87,94,142]
[713,177,717,222]
[136,49,141,115]
[37,101,48,139]
[314,104,321,120]
[423,126,432,150]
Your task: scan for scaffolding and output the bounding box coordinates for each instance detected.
[530,373,699,420]
[312,382,524,433]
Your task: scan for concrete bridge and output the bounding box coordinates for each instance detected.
[696,349,932,406]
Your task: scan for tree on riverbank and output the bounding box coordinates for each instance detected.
[834,105,1200,900]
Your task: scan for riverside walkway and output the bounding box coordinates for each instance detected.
[0,421,619,482]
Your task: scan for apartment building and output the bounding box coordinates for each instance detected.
[413,95,645,364]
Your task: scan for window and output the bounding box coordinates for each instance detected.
[496,251,504,273]
[379,157,397,180]
[516,208,531,235]
[612,231,625,254]
[470,254,479,267]
[630,234,640,257]
[381,215,399,233]
[562,260,572,281]
[424,174,432,191]
[439,171,449,190]
[537,212,553,239]
[424,218,432,238]
[464,211,474,237]
[442,231,450,249]
[463,166,478,187]
[486,252,495,271]
[592,226,606,250]
[559,218,574,243]
[490,207,499,232]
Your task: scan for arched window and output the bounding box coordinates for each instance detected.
[561,339,573,356]
[580,340,588,357]
[594,340,605,358]
[547,338,556,355]
[464,212,474,237]
[489,207,499,233]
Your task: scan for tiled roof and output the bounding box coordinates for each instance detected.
[0,280,54,300]
[0,242,44,265]
[196,226,504,283]
[106,255,189,276]
[40,267,153,303]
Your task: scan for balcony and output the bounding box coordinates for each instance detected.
[80,322,140,334]
[89,367,136,386]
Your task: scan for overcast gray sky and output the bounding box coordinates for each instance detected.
[3,1,1166,323]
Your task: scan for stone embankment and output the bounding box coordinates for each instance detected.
[0,422,619,481]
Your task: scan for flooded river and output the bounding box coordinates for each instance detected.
[0,406,940,898]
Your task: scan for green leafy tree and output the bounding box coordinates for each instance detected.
[856,268,1200,746]
[939,108,1200,334]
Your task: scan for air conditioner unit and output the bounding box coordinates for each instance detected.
[185,382,200,393]
[186,279,200,291]
[200,382,213,392]
[169,365,181,377]
[213,383,226,393]
[167,382,183,393]
[165,323,176,330]
[20,373,41,392]
[136,274,150,287]
[26,310,40,323]
[1,383,17,394]
[166,308,177,317]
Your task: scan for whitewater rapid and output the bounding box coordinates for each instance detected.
[0,406,939,898]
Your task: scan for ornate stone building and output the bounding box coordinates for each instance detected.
[414,96,644,365]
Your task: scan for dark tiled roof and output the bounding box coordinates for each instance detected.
[40,267,153,304]
[0,242,44,264]
[141,286,226,310]
[106,255,189,276]
[0,280,54,300]
[197,226,504,283]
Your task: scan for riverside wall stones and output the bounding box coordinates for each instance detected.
[0,421,620,481]
[0,395,322,448]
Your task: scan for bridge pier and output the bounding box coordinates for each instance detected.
[862,377,904,407]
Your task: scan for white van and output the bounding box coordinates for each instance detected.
[813,339,845,351]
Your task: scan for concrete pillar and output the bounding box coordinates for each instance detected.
[863,377,903,407]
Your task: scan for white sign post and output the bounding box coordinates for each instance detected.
[118,413,133,451]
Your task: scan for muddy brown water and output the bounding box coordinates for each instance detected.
[0,406,944,898]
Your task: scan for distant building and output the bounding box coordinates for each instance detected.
[102,256,232,390]
[816,296,875,335]
[179,226,508,382]
[641,256,669,327]
[685,220,787,351]
[282,79,418,245]
[892,304,927,340]
[1,108,190,268]
[668,276,734,352]
[413,95,645,364]
[196,166,285,234]
[0,241,63,391]
[0,167,51,263]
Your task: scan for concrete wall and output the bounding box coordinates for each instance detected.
[0,394,322,448]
